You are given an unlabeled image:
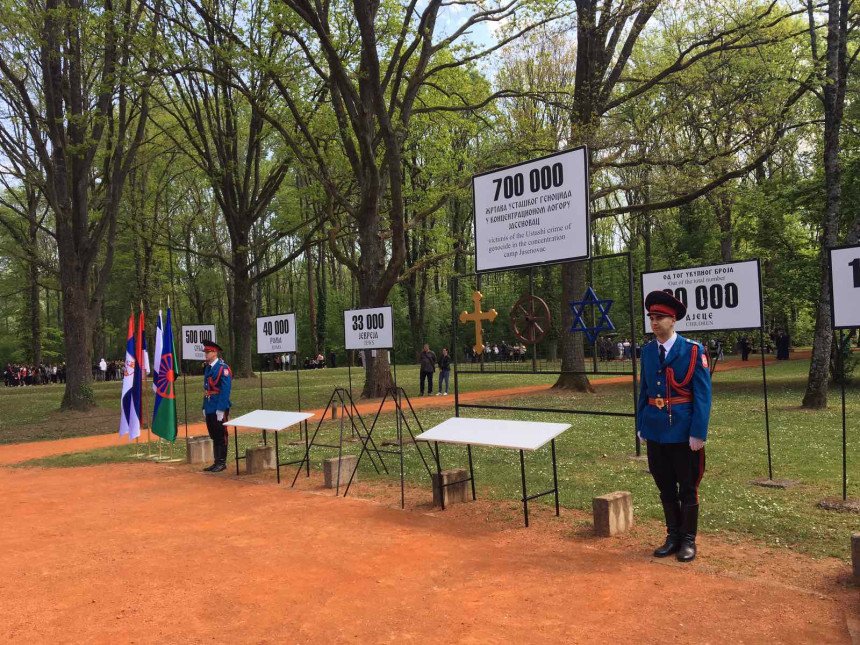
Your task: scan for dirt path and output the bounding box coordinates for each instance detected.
[0,462,854,644]
[0,351,809,466]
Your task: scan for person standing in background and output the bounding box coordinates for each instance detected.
[419,344,436,396]
[436,348,451,396]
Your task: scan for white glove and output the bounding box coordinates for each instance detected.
[689,436,705,451]
[637,431,644,443]
[216,410,224,422]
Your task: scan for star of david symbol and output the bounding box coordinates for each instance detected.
[569,287,615,344]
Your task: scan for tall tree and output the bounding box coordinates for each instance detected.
[158,0,318,376]
[0,0,160,408]
[802,0,858,408]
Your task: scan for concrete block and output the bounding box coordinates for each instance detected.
[186,436,213,464]
[323,455,358,488]
[431,468,469,507]
[246,445,276,474]
[853,534,860,581]
[592,491,634,537]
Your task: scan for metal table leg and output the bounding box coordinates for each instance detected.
[467,444,476,501]
[234,428,240,475]
[520,449,529,527]
[551,439,560,516]
[275,429,280,484]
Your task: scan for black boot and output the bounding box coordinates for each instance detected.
[677,503,699,562]
[653,499,682,558]
[203,463,217,472]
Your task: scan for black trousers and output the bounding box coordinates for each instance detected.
[647,440,706,507]
[419,370,433,394]
[206,412,229,464]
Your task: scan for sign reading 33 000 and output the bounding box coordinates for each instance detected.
[641,259,762,333]
[344,306,393,350]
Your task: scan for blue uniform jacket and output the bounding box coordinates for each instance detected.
[202,359,232,414]
[637,335,712,443]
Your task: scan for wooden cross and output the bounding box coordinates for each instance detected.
[459,290,498,355]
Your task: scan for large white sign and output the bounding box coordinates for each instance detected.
[181,324,216,361]
[344,306,393,350]
[830,244,860,329]
[472,147,589,272]
[257,313,297,354]
[641,260,762,333]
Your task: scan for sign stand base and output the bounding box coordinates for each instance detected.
[344,387,434,509]
[291,387,388,494]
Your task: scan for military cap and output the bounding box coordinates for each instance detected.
[645,290,687,320]
[202,340,223,352]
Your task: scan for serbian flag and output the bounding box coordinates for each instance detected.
[130,311,144,440]
[152,307,178,442]
[152,310,163,392]
[119,314,141,439]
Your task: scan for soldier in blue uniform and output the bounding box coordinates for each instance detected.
[638,290,712,562]
[202,341,232,472]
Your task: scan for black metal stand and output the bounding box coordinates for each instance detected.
[344,386,434,508]
[450,252,639,441]
[291,387,388,494]
[840,330,848,501]
[429,439,560,527]
[759,325,773,481]
[182,370,188,438]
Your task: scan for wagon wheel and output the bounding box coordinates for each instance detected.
[510,295,551,345]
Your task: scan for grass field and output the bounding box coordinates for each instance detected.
[4,357,860,560]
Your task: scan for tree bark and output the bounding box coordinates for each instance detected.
[553,260,594,391]
[803,0,850,409]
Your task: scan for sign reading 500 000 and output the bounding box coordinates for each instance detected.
[473,147,589,272]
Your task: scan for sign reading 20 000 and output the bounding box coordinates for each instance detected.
[641,260,763,333]
[472,147,589,273]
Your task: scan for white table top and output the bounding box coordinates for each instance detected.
[414,417,569,451]
[223,410,314,431]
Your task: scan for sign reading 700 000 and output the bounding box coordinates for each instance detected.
[473,147,589,272]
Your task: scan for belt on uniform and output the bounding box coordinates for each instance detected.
[648,396,692,409]
[205,390,220,397]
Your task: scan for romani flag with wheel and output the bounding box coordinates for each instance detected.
[151,307,178,442]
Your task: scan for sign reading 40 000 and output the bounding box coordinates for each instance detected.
[256,313,297,354]
[473,147,589,272]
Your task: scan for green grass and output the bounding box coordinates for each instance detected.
[7,357,860,560]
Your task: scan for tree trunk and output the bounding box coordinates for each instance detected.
[803,0,849,409]
[26,207,41,366]
[316,243,327,355]
[306,246,317,354]
[553,260,594,391]
[358,216,394,398]
[231,246,254,378]
[59,267,94,409]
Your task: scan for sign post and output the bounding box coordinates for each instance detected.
[180,324,216,437]
[256,313,297,409]
[829,244,860,501]
[472,146,589,273]
[641,260,773,479]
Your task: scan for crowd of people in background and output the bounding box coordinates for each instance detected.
[461,341,529,363]
[4,363,66,386]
